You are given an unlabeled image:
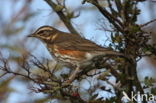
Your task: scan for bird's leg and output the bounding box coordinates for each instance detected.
[69,66,80,81]
[63,65,80,85]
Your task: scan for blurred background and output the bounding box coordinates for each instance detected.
[0,0,156,103]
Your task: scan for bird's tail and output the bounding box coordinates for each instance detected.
[95,49,124,57]
[95,50,131,63]
[91,50,129,60]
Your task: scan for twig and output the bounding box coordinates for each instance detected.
[105,79,122,92]
[0,72,7,78]
[140,18,156,27]
[44,0,79,35]
[89,0,124,33]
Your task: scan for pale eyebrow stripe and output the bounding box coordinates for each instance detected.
[37,30,51,34]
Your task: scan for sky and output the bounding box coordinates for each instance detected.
[1,0,156,103]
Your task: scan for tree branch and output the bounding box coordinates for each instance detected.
[44,0,79,35]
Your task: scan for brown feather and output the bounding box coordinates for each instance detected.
[49,31,121,56]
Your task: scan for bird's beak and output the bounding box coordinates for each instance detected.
[27,33,35,37]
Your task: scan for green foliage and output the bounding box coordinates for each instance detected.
[0,0,156,103]
[144,76,154,87]
[151,88,156,95]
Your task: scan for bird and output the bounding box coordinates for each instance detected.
[28,25,123,83]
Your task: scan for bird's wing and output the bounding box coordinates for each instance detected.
[54,33,112,52]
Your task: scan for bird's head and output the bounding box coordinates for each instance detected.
[28,26,57,41]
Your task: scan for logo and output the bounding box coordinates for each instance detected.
[122,91,155,102]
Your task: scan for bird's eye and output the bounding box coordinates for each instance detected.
[37,30,52,37]
[37,30,44,34]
